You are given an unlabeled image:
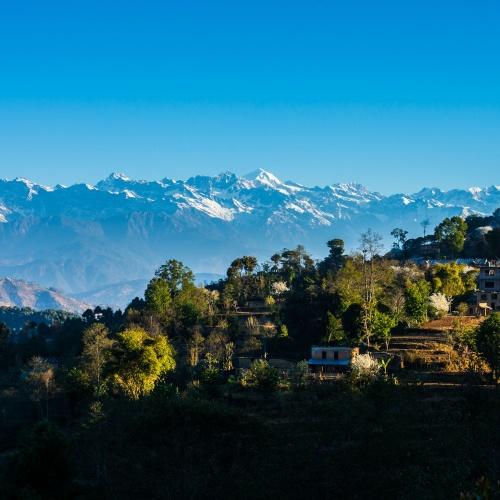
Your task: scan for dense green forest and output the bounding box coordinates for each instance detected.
[0,307,76,332]
[388,208,500,260]
[0,210,499,499]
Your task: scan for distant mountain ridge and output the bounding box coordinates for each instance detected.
[0,170,498,298]
[0,277,91,313]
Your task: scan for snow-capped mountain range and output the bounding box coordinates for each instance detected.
[0,169,498,305]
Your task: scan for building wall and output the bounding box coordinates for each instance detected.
[478,266,500,292]
[476,291,500,311]
[476,265,500,314]
[311,347,358,361]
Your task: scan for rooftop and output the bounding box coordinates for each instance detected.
[308,359,351,366]
[481,260,500,268]
[311,346,355,352]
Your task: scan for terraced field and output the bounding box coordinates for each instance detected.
[388,327,480,386]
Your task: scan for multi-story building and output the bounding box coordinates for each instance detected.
[475,261,500,315]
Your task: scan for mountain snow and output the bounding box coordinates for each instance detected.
[1,169,498,228]
[0,169,497,301]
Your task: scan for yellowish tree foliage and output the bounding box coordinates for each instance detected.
[111,327,176,399]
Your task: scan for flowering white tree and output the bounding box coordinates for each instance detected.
[350,353,380,384]
[429,292,451,317]
[271,281,289,295]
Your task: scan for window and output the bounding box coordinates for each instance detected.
[486,269,496,276]
[334,351,339,361]
[485,281,495,288]
[481,294,487,300]
[321,351,327,360]
[492,303,496,310]
[492,294,498,300]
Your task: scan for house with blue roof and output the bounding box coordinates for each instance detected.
[308,346,359,373]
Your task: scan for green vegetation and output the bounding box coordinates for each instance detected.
[434,216,468,258]
[0,307,75,332]
[476,313,500,382]
[394,208,500,260]
[404,280,431,325]
[110,327,176,399]
[0,210,498,499]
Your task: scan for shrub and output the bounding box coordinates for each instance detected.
[289,360,310,389]
[475,312,500,382]
[449,320,477,350]
[199,353,221,386]
[240,359,280,393]
[429,292,450,319]
[444,346,489,376]
[350,354,380,385]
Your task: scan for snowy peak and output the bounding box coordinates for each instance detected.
[107,172,130,181]
[244,168,282,186]
[241,169,306,196]
[0,169,498,297]
[0,177,51,203]
[0,170,498,226]
[185,171,239,193]
[327,182,381,203]
[97,172,134,191]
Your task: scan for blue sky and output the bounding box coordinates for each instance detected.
[0,0,499,194]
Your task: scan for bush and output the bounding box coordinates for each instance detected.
[199,353,221,385]
[429,292,450,319]
[350,354,380,386]
[475,312,500,382]
[198,353,225,397]
[450,320,477,350]
[240,359,280,393]
[289,360,310,390]
[444,346,490,376]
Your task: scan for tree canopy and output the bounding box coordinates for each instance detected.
[110,327,176,399]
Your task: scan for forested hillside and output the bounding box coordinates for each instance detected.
[0,211,498,499]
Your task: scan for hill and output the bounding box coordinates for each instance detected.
[0,277,91,313]
[0,171,498,294]
[0,306,76,331]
